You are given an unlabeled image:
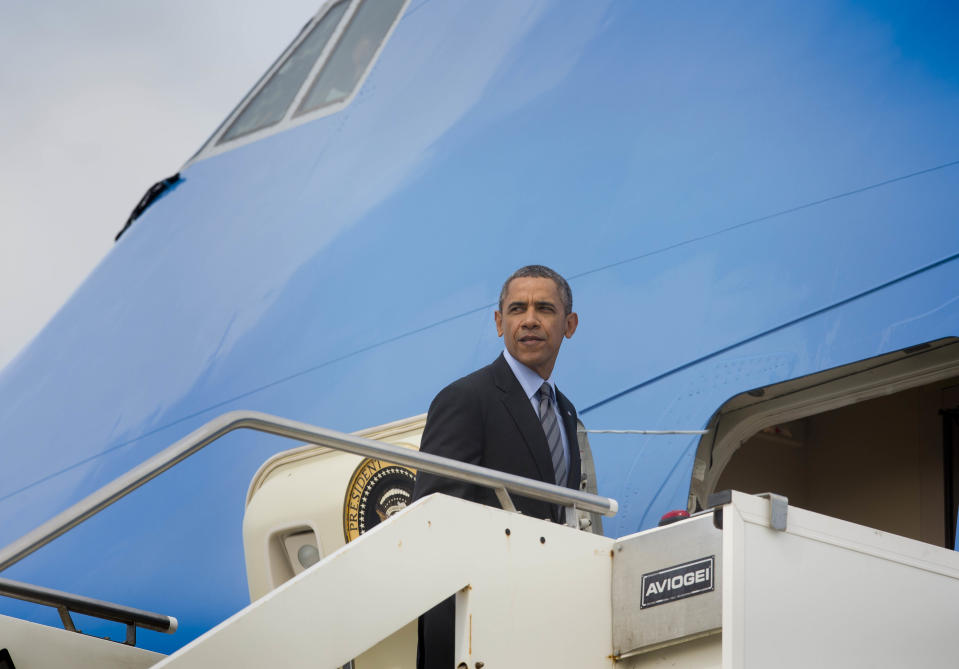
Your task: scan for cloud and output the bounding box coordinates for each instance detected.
[0,0,320,369]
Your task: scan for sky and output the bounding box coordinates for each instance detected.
[0,0,321,370]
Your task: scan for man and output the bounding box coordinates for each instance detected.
[411,264,581,669]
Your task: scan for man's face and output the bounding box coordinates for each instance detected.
[495,276,578,379]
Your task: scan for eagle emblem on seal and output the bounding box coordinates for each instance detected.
[343,458,416,542]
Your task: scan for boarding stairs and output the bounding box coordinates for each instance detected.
[2,412,959,667]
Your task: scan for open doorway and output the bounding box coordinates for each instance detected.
[691,338,959,548]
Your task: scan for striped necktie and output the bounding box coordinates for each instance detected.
[537,382,568,486]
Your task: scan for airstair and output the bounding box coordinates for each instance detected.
[153,491,959,667]
[2,412,959,667]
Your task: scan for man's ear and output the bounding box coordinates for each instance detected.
[564,312,578,339]
[494,310,504,337]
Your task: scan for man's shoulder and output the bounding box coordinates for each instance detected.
[435,357,503,399]
[423,358,505,429]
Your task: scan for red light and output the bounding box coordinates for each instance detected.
[658,509,690,526]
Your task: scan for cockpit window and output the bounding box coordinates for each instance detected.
[296,0,406,114]
[219,0,350,143]
[193,0,406,163]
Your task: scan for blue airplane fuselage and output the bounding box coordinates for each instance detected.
[0,0,957,652]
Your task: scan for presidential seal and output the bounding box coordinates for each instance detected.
[343,458,416,542]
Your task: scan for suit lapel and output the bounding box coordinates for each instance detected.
[556,389,582,491]
[491,355,554,486]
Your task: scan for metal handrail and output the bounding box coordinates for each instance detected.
[0,410,618,572]
[0,576,176,645]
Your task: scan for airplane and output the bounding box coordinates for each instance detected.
[0,0,958,662]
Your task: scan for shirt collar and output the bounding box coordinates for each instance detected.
[502,348,555,401]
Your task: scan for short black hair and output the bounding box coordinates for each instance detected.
[498,265,573,314]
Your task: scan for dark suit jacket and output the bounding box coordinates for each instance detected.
[412,353,582,519]
[411,353,582,668]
